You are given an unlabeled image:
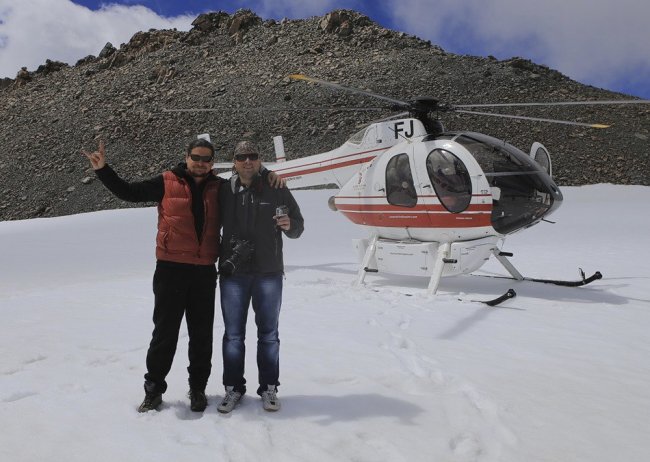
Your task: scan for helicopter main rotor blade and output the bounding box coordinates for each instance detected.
[456,99,650,108]
[455,109,610,128]
[162,107,387,113]
[289,74,409,107]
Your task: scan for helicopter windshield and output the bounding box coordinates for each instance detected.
[451,132,563,234]
[347,126,367,145]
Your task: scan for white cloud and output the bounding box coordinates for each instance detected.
[2,0,647,97]
[388,0,650,96]
[0,0,194,78]
[0,0,360,79]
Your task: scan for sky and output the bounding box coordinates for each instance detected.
[1,184,649,461]
[0,0,648,98]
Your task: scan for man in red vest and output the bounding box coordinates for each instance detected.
[83,138,281,413]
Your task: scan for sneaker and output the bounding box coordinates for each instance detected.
[261,385,280,412]
[217,386,242,414]
[188,389,207,412]
[138,392,162,413]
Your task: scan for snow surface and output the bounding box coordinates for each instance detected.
[1,184,649,462]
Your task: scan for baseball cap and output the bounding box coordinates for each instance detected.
[233,140,260,157]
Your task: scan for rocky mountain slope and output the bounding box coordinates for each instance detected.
[1,9,648,221]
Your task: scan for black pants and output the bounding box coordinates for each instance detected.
[144,261,217,394]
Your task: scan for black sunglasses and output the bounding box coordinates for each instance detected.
[189,154,214,162]
[234,153,259,162]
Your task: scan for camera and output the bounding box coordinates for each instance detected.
[219,238,255,276]
[275,205,289,229]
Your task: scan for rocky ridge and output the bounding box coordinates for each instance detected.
[1,9,648,221]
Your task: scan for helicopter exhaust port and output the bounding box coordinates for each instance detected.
[328,196,338,211]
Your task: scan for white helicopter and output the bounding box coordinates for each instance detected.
[169,74,649,303]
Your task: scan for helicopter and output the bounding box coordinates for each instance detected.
[165,74,650,302]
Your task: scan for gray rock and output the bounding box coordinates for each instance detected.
[98,42,116,59]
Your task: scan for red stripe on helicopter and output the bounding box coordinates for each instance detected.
[419,194,493,200]
[336,194,493,201]
[275,147,387,177]
[338,210,492,228]
[278,156,378,178]
[334,203,493,212]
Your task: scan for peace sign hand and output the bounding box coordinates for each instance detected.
[82,140,106,170]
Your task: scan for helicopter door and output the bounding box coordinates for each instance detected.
[529,142,552,177]
[419,148,473,213]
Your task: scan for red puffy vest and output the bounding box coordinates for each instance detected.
[155,171,220,265]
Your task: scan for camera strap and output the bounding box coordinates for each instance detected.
[232,180,260,241]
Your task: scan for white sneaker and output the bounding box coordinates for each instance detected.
[217,386,242,414]
[261,385,280,412]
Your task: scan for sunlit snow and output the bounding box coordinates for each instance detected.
[1,185,648,462]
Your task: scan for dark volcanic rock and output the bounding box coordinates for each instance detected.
[0,9,648,221]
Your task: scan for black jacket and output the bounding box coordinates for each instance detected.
[219,173,304,275]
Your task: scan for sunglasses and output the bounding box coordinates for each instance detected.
[234,153,259,162]
[189,154,214,162]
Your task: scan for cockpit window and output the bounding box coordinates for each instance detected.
[426,149,472,213]
[453,132,538,175]
[452,132,562,234]
[385,154,417,207]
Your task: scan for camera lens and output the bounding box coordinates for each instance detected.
[219,238,254,276]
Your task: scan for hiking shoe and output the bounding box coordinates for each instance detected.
[188,389,207,412]
[217,386,242,414]
[261,385,280,412]
[138,392,162,413]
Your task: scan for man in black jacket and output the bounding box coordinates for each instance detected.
[217,141,304,413]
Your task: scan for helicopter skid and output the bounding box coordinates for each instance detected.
[369,286,518,307]
[487,249,603,287]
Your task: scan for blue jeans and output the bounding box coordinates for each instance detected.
[220,272,283,396]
